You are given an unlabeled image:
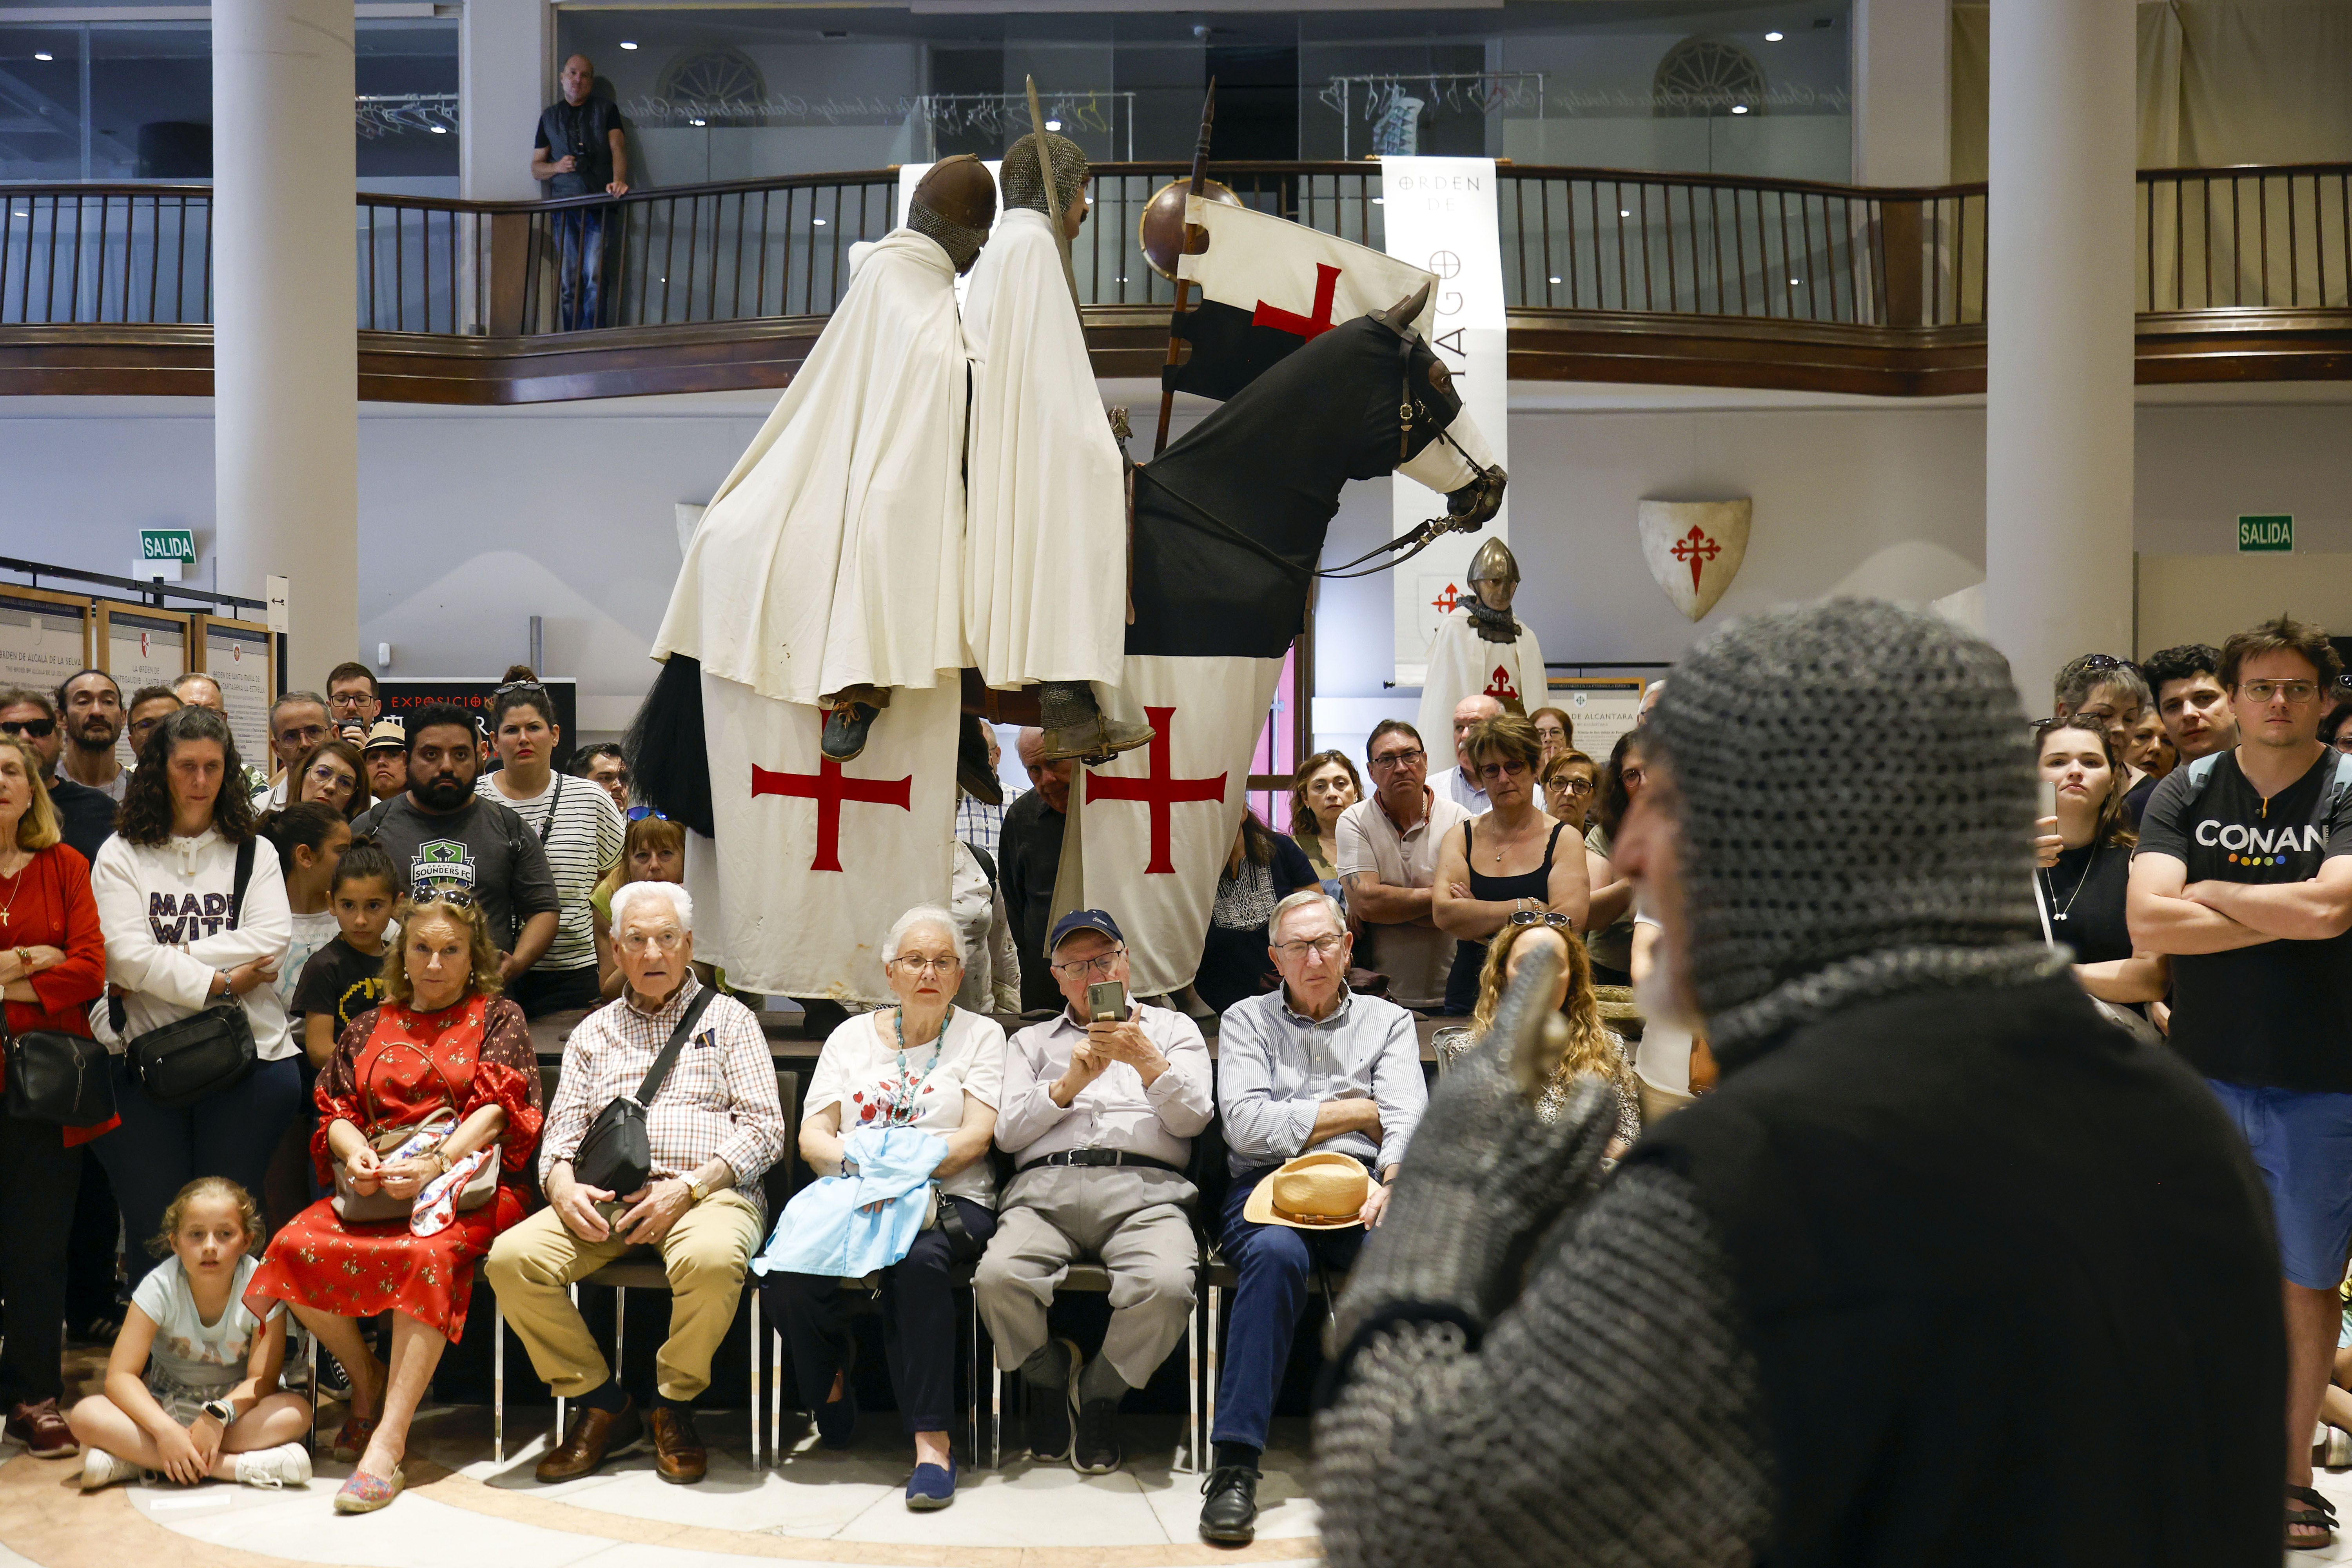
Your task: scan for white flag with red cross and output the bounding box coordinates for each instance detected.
[1071,653,1289,1000]
[697,670,961,1002]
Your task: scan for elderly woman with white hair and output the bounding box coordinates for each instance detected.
[762,904,1006,1510]
[485,878,787,1490]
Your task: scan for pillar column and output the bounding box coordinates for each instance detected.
[212,0,356,686]
[1851,0,1951,186]
[461,0,551,201]
[1983,0,2137,699]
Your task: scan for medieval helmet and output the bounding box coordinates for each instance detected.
[1468,538,1521,592]
[1001,131,1091,221]
[909,154,997,273]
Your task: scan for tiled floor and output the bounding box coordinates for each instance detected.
[0,1392,1322,1568]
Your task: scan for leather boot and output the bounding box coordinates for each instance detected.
[956,713,1004,805]
[648,1405,707,1484]
[1034,681,1154,763]
[535,1395,644,1482]
[820,687,888,761]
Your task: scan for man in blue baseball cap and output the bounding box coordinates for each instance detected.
[974,907,1213,1475]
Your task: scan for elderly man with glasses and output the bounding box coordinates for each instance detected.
[485,879,785,1486]
[1198,889,1426,1546]
[975,909,1212,1474]
[1336,719,1470,1009]
[252,691,333,811]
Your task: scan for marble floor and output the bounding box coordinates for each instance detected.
[0,1396,1323,1568]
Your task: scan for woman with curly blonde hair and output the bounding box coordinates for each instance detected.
[1469,915,1641,1155]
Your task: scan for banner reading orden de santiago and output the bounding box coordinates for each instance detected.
[1381,156,1509,687]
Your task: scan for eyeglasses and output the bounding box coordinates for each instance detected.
[0,719,54,739]
[2243,679,2322,704]
[1272,933,1347,960]
[1551,777,1596,795]
[1367,748,1425,772]
[1477,758,1530,781]
[1049,947,1125,980]
[887,955,960,977]
[1507,910,1571,929]
[308,762,355,787]
[328,691,376,712]
[618,928,686,953]
[2334,733,2352,754]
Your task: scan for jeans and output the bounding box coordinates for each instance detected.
[90,1055,304,1257]
[764,1195,996,1436]
[553,206,612,331]
[0,1118,80,1407]
[509,963,603,1020]
[1210,1165,1366,1450]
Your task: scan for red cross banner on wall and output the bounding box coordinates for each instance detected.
[1085,706,1227,875]
[752,757,913,873]
[1637,499,1751,622]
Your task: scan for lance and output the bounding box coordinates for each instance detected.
[1153,80,1216,458]
[1023,75,1083,323]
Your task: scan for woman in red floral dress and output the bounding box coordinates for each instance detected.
[246,892,542,1513]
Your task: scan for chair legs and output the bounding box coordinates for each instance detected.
[748,1288,762,1468]
[1181,1289,1202,1474]
[1204,1283,1220,1463]
[493,1297,506,1464]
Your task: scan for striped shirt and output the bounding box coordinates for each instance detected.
[476,769,624,972]
[538,977,789,1213]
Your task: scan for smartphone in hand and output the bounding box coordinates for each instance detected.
[1087,979,1123,1023]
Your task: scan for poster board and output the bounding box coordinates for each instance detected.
[97,605,190,771]
[193,614,275,770]
[379,677,580,772]
[1546,676,1648,768]
[0,587,91,698]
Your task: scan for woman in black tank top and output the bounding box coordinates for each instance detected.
[1432,714,1592,1015]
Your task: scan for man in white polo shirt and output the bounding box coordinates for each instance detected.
[1335,719,1468,1008]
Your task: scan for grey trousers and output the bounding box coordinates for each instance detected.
[973,1163,1199,1389]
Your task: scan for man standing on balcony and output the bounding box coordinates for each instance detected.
[531,54,629,332]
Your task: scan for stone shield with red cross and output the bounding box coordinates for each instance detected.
[1637,498,1751,622]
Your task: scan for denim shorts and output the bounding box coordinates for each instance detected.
[2208,1079,2352,1290]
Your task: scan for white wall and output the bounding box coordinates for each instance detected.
[6,389,2352,751]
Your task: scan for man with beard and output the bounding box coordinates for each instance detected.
[353,701,559,986]
[56,669,126,801]
[1313,599,2279,1568]
[0,685,113,864]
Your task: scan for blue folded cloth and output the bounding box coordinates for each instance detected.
[752,1125,948,1279]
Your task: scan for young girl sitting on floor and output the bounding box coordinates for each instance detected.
[67,1176,313,1491]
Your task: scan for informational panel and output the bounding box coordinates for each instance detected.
[98,606,189,770]
[1546,677,1648,767]
[379,677,579,772]
[0,588,91,698]
[1382,155,1508,686]
[195,615,274,768]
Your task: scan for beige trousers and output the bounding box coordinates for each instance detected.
[485,1189,762,1401]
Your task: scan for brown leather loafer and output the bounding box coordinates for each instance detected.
[648,1405,706,1484]
[535,1396,643,1483]
[6,1398,73,1459]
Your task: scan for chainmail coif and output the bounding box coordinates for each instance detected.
[1646,597,2057,1059]
[1000,131,1089,218]
[907,202,990,272]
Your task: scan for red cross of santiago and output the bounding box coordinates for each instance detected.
[751,757,911,873]
[1670,524,1721,592]
[1430,582,1460,614]
[1254,263,1341,341]
[1084,706,1226,875]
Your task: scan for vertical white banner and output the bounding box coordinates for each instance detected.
[1380,156,1508,686]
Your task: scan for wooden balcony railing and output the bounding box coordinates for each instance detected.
[1,161,2348,401]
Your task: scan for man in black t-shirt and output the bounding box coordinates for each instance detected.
[530,54,630,331]
[2130,615,2352,1549]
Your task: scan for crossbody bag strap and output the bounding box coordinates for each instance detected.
[227,835,256,930]
[632,985,719,1107]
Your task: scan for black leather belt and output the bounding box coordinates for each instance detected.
[1020,1149,1185,1177]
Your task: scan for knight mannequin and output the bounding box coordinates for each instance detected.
[1418,539,1545,754]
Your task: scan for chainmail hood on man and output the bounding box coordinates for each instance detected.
[1645,597,2057,1058]
[1000,131,1090,219]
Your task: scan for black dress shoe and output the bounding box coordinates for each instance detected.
[1022,1340,1078,1462]
[1198,1463,1260,1543]
[820,702,878,761]
[1072,1395,1121,1475]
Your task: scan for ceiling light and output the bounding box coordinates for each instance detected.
[813,217,827,225]
[9,211,24,218]
[1789,278,1801,286]
[1547,275,1561,284]
[1045,119,1061,131]
[1732,104,1749,114]
[1371,196,1385,205]
[430,124,446,133]
[1619,209,1630,217]
[1764,30,1784,41]
[33,51,51,60]
[689,118,705,126]
[619,40,637,49]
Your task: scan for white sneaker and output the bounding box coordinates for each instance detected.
[79,1447,142,1492]
[233,1441,313,1490]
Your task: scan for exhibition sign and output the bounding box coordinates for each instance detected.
[197,615,274,766]
[0,589,91,696]
[1381,155,1508,687]
[98,605,189,768]
[1548,677,1649,766]
[379,677,580,772]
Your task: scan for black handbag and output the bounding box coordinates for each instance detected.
[571,986,717,1196]
[127,839,260,1110]
[4,1011,115,1127]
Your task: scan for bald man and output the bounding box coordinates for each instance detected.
[532,54,630,330]
[1437,694,1502,813]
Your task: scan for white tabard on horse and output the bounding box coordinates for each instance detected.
[1417,610,1547,743]
[961,207,1128,692]
[652,230,967,706]
[697,671,961,1002]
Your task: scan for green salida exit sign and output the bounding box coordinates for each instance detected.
[2238,514,2294,552]
[140,528,196,563]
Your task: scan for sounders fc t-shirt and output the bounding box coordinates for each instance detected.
[353,793,559,953]
[2136,749,2352,1091]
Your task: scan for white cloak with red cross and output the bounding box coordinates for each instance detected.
[1416,607,1548,752]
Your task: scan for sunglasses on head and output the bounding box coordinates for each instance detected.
[0,719,55,739]
[625,805,666,821]
[408,883,477,911]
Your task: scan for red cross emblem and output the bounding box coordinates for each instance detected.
[1430,582,1460,614]
[1084,706,1226,875]
[1254,263,1341,341]
[139,631,151,659]
[1670,525,1721,592]
[751,758,912,873]
[1483,664,1519,704]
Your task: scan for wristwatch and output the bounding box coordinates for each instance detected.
[686,1177,709,1204]
[200,1397,235,1425]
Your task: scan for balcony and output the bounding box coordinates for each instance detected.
[1,160,2349,403]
